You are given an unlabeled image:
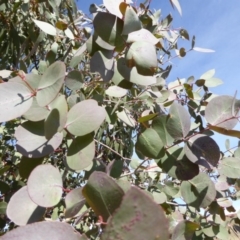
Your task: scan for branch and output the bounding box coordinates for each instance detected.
[94,139,132,162]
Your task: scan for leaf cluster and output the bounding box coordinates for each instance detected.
[0,0,240,239]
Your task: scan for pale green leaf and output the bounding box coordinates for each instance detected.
[66,99,106,136]
[0,82,33,122]
[33,19,57,36]
[36,61,66,107]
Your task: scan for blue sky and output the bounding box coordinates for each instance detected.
[77,0,240,150]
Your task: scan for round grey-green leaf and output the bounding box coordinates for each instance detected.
[218,157,240,178]
[7,186,45,226]
[1,221,82,240]
[27,164,63,207]
[181,172,216,209]
[184,134,220,168]
[65,70,84,90]
[135,128,164,159]
[65,188,86,218]
[66,134,95,171]
[36,61,66,107]
[126,41,157,75]
[205,95,239,129]
[15,120,63,158]
[166,101,191,140]
[66,99,106,136]
[0,82,33,122]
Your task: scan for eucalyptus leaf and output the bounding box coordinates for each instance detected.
[219,157,240,178]
[135,128,164,159]
[122,6,141,35]
[101,186,169,240]
[66,99,106,136]
[82,171,124,221]
[15,120,63,158]
[181,172,216,209]
[205,95,239,129]
[27,164,63,207]
[126,41,157,75]
[166,102,191,140]
[36,61,66,107]
[0,82,33,122]
[33,19,57,36]
[1,221,82,240]
[7,186,45,226]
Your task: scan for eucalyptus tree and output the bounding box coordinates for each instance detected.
[0,0,240,239]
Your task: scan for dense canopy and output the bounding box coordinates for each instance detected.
[0,0,240,239]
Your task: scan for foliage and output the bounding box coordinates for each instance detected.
[0,0,240,239]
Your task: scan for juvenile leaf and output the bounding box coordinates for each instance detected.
[205,78,223,87]
[179,48,186,57]
[93,12,124,50]
[64,28,74,40]
[166,102,191,140]
[7,186,45,226]
[44,94,68,139]
[138,113,158,123]
[15,121,63,158]
[152,115,174,146]
[157,147,199,180]
[66,134,95,171]
[200,69,215,79]
[65,70,84,90]
[209,125,240,138]
[179,29,189,40]
[217,198,232,208]
[205,95,239,129]
[103,0,123,18]
[122,6,141,35]
[191,35,195,49]
[181,172,216,209]
[0,70,12,78]
[126,41,157,75]
[1,221,82,240]
[66,99,106,136]
[105,85,128,98]
[55,20,68,30]
[15,120,63,158]
[172,220,199,240]
[127,28,159,45]
[73,43,87,57]
[184,134,220,168]
[169,0,182,16]
[130,67,156,85]
[135,128,164,159]
[27,164,63,207]
[219,157,240,178]
[65,188,86,218]
[195,79,205,87]
[82,171,124,221]
[90,50,114,82]
[36,62,65,107]
[0,82,33,122]
[152,191,167,204]
[10,73,40,91]
[117,109,136,127]
[101,186,169,240]
[193,47,215,53]
[33,19,57,36]
[23,97,49,122]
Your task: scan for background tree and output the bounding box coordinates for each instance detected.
[0,0,240,239]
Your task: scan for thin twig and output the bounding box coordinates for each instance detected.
[94,139,132,161]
